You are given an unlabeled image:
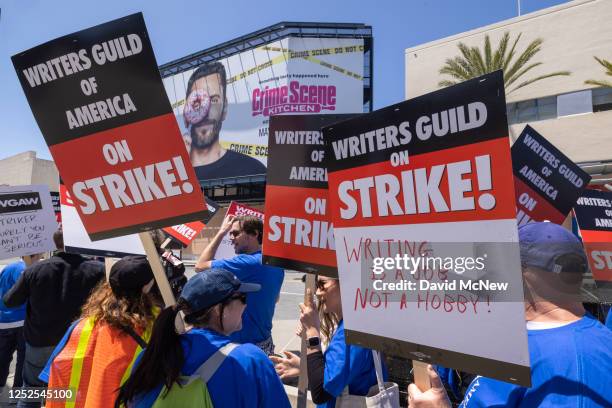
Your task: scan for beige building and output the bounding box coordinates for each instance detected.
[405,0,612,186]
[0,151,59,191]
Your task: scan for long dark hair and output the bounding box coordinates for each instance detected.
[115,297,231,406]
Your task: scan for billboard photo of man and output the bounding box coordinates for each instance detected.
[183,62,266,180]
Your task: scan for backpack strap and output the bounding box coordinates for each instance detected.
[195,342,240,383]
[179,342,240,386]
[121,324,148,349]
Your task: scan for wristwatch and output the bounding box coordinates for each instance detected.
[307,336,321,348]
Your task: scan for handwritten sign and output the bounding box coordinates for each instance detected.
[0,185,57,259]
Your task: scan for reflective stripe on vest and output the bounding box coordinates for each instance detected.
[47,315,155,408]
[66,317,96,408]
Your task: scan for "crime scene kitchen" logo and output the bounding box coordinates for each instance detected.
[252,81,336,117]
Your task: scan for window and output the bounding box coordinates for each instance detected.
[506,96,557,125]
[593,87,612,112]
[557,90,593,117]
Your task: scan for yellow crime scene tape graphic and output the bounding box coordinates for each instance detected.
[227,54,288,84]
[261,44,364,58]
[220,141,268,158]
[171,44,363,109]
[226,45,364,83]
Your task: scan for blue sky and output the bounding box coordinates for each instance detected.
[0,0,569,160]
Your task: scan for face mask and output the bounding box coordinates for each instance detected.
[183,89,211,127]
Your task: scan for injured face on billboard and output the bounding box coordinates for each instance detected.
[182,62,267,180]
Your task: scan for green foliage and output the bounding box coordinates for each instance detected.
[438,32,570,94]
[585,56,612,88]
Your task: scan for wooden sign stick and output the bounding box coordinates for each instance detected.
[297,273,316,408]
[413,360,432,391]
[104,257,117,280]
[139,232,176,307]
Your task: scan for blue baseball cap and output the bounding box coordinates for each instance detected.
[518,222,588,273]
[180,268,260,312]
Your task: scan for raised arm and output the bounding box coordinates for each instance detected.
[195,214,235,272]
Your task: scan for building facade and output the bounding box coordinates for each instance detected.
[405,0,611,186]
[0,151,59,192]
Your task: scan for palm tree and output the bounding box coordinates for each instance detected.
[438,32,570,94]
[585,57,612,87]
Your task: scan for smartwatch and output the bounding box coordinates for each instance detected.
[307,336,321,348]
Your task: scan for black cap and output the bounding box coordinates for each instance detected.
[109,256,154,297]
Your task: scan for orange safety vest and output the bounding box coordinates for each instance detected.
[46,315,155,408]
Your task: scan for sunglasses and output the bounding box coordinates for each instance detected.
[316,279,334,291]
[228,293,247,304]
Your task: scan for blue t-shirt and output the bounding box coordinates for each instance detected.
[320,320,382,408]
[212,251,284,344]
[0,261,26,326]
[605,309,612,330]
[133,328,290,408]
[435,366,462,400]
[460,314,612,407]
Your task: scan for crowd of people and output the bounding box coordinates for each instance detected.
[0,217,610,407]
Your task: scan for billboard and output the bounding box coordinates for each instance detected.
[163,37,364,181]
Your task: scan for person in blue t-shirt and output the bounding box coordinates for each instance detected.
[407,222,612,408]
[0,254,43,392]
[196,214,284,355]
[272,275,382,407]
[115,268,290,408]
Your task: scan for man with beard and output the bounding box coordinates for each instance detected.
[183,62,266,180]
[195,215,284,355]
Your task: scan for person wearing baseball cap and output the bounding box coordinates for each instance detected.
[41,255,159,408]
[408,222,612,408]
[116,268,290,408]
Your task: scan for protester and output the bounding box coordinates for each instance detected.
[271,288,339,385]
[271,275,381,407]
[2,229,104,408]
[0,254,43,394]
[115,268,290,407]
[195,215,284,355]
[38,256,158,408]
[407,222,612,408]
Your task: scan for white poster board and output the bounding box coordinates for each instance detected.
[0,185,57,259]
[60,184,145,257]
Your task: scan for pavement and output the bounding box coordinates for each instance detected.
[271,270,305,355]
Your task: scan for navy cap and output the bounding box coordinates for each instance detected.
[518,222,588,273]
[180,268,260,313]
[109,256,154,296]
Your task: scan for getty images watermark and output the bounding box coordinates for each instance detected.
[358,241,523,303]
